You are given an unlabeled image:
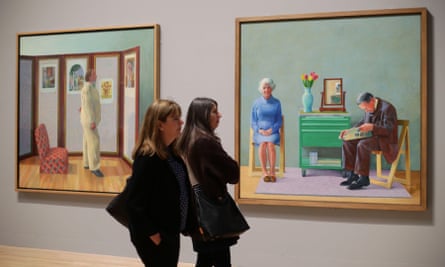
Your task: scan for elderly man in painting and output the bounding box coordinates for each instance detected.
[339,92,398,190]
[80,69,103,177]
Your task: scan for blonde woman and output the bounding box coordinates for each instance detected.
[126,99,192,267]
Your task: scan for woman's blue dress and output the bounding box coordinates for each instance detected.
[251,96,282,146]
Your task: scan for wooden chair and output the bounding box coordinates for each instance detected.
[34,123,69,174]
[370,119,411,189]
[248,116,285,177]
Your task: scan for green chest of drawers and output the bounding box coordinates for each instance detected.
[299,112,350,176]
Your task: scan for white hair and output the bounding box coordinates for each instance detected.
[258,78,276,93]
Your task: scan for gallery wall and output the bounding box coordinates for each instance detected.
[1,1,444,267]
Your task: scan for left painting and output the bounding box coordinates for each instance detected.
[17,25,160,195]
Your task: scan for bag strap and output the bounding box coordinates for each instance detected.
[184,158,199,186]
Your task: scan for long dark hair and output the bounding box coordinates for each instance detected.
[176,97,219,158]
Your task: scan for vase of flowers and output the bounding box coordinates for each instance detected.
[301,72,319,112]
[302,87,314,112]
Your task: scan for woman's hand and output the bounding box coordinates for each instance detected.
[259,128,272,136]
[150,233,162,245]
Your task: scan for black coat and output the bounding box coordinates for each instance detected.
[126,152,193,241]
[187,136,241,250]
[188,137,240,200]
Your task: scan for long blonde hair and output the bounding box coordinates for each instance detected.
[132,99,182,160]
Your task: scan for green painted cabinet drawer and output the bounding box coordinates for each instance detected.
[300,117,350,129]
[301,131,343,147]
[298,113,351,176]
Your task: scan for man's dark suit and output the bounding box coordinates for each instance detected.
[342,97,398,176]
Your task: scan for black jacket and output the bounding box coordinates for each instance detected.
[188,136,240,201]
[126,152,193,241]
[187,136,241,248]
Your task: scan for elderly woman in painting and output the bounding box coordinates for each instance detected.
[251,78,283,182]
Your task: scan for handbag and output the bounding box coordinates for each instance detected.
[192,185,250,241]
[106,176,132,228]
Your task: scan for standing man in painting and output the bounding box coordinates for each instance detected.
[339,92,398,189]
[80,69,103,177]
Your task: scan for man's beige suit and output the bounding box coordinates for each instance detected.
[80,81,101,171]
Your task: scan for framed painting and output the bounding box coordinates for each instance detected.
[16,24,160,196]
[124,53,136,89]
[65,56,88,94]
[234,8,428,210]
[99,78,114,103]
[38,58,58,93]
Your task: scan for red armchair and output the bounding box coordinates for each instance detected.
[34,124,69,174]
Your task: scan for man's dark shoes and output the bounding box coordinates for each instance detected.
[342,170,352,178]
[348,175,370,190]
[340,172,359,186]
[91,169,104,177]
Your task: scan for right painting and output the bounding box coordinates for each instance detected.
[235,8,428,210]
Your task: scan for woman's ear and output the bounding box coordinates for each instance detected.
[158,120,164,131]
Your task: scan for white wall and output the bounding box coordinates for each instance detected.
[1,1,444,266]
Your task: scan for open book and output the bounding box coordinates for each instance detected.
[340,127,372,141]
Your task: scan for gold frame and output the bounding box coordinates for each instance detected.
[234,8,428,211]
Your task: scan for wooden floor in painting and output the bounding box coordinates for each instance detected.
[0,245,195,267]
[18,156,132,195]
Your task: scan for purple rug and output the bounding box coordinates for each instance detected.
[255,168,411,198]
